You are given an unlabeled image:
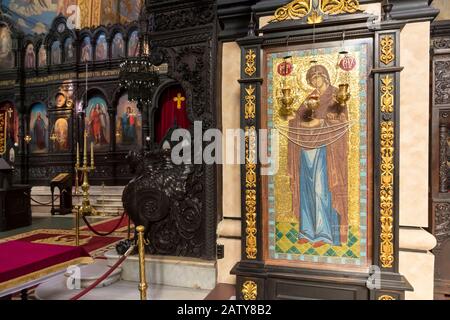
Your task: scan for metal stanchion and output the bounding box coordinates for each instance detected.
[136,226,148,301]
[75,206,80,247]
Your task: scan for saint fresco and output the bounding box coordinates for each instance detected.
[4,0,142,34]
[30,103,48,154]
[51,41,61,65]
[81,37,92,63]
[112,33,125,59]
[116,94,141,148]
[64,38,74,63]
[38,44,47,67]
[0,24,14,69]
[25,43,36,69]
[128,30,139,57]
[54,118,69,152]
[96,33,108,61]
[86,97,110,149]
[266,41,370,268]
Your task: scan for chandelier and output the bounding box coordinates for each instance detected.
[119,36,159,103]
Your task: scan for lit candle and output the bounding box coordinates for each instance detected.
[91,142,94,167]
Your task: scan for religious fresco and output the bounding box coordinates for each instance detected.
[116,94,141,148]
[80,37,92,63]
[112,33,125,59]
[0,24,14,69]
[51,41,61,65]
[266,42,370,267]
[25,43,36,69]
[95,33,108,61]
[64,38,75,63]
[128,30,139,57]
[53,118,69,152]
[30,103,48,154]
[3,0,142,34]
[86,97,110,150]
[38,44,47,67]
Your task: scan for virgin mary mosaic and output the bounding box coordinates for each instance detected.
[266,41,370,268]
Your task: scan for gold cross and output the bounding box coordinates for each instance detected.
[173,93,186,110]
[7,107,13,119]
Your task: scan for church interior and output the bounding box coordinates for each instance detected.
[0,0,449,301]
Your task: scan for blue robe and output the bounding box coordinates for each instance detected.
[298,147,341,246]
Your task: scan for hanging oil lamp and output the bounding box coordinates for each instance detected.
[278,55,296,117]
[335,32,353,113]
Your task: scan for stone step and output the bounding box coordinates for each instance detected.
[64,260,122,289]
[105,250,217,291]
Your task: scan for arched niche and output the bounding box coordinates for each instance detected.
[85,95,110,151]
[154,84,191,144]
[24,43,36,69]
[115,93,142,150]
[29,103,49,154]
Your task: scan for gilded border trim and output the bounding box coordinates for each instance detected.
[380,35,395,65]
[379,295,396,300]
[245,50,257,77]
[242,281,258,300]
[380,121,394,269]
[245,122,257,260]
[381,75,394,113]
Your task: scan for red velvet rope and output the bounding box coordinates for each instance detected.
[70,245,135,301]
[81,211,127,237]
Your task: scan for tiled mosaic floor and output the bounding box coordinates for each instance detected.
[275,222,361,259]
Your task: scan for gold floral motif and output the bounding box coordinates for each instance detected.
[245,49,257,77]
[245,85,256,120]
[321,0,360,15]
[380,121,395,269]
[242,281,258,300]
[245,126,257,260]
[381,75,394,113]
[271,0,360,23]
[380,35,395,65]
[379,295,396,300]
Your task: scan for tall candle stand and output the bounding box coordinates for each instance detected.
[75,130,97,217]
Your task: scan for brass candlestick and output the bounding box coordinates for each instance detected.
[75,130,97,217]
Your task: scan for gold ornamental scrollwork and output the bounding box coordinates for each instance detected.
[245,125,258,260]
[380,35,395,65]
[242,281,258,300]
[380,121,395,269]
[270,0,361,23]
[379,295,396,300]
[245,49,257,77]
[245,85,256,120]
[381,75,394,113]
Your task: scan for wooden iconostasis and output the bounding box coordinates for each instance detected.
[0,15,151,186]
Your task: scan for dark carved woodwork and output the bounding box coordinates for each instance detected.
[434,60,450,105]
[117,0,218,260]
[0,15,147,187]
[431,20,450,299]
[123,149,204,257]
[439,122,448,193]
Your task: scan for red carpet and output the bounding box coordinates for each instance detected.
[0,241,92,292]
[0,229,126,258]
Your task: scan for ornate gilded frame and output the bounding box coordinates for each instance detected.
[233,10,412,300]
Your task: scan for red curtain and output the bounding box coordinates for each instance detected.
[155,86,191,143]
